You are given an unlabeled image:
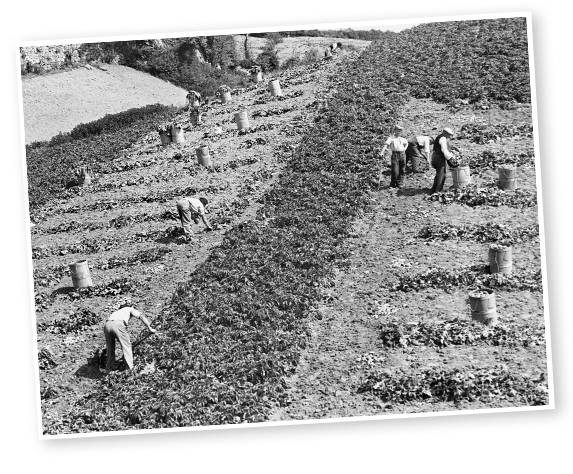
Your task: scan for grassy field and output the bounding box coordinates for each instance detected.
[21,64,188,144]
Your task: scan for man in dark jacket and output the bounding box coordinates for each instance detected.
[429,127,456,193]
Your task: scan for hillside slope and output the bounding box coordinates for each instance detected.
[233,35,371,61]
[21,65,188,144]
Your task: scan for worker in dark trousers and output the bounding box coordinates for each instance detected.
[103,303,156,373]
[187,90,203,125]
[379,124,409,188]
[176,196,213,242]
[430,127,456,193]
[406,135,434,173]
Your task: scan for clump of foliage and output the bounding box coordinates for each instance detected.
[379,316,546,349]
[394,265,542,293]
[358,365,548,406]
[426,183,537,208]
[417,222,539,243]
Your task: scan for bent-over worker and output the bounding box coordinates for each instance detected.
[379,124,409,188]
[430,127,456,194]
[406,135,434,173]
[103,303,156,373]
[176,196,213,241]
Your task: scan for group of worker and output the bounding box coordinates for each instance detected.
[379,124,456,193]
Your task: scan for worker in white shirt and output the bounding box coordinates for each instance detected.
[379,124,409,188]
[103,303,156,373]
[406,135,434,173]
[430,127,456,193]
[176,196,213,242]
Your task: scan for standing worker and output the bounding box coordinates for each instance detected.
[186,90,202,109]
[429,127,456,194]
[379,124,409,189]
[405,135,434,173]
[187,90,203,125]
[176,196,213,242]
[103,302,156,373]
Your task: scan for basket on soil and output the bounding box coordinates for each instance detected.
[159,130,171,145]
[498,165,517,190]
[196,145,212,167]
[268,79,282,97]
[234,111,250,131]
[468,288,497,326]
[489,243,513,274]
[451,164,471,189]
[69,259,93,288]
[170,124,185,143]
[190,108,204,126]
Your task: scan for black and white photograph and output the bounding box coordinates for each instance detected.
[6,2,573,470]
[18,13,553,438]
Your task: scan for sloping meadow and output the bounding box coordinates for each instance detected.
[50,46,407,434]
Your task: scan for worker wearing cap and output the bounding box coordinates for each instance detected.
[430,127,456,193]
[379,125,409,188]
[176,196,213,241]
[406,135,434,173]
[103,303,156,373]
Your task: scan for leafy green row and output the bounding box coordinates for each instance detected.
[417,222,539,243]
[379,316,546,349]
[394,265,542,293]
[426,183,537,208]
[358,365,548,406]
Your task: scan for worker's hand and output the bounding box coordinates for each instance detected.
[206,226,213,231]
[149,328,157,334]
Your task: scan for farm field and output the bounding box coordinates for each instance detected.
[33,51,351,433]
[234,35,371,61]
[29,18,549,435]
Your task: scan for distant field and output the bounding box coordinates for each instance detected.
[21,64,188,144]
[234,35,372,61]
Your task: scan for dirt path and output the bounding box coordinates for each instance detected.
[33,51,365,432]
[270,97,546,421]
